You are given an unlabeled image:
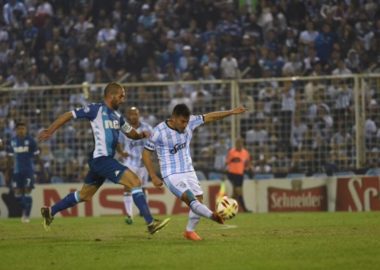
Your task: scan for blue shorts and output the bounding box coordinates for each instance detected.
[12,172,35,189]
[85,156,127,186]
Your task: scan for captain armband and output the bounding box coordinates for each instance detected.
[121,122,133,133]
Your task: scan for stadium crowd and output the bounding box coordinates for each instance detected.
[0,0,380,183]
[0,0,379,85]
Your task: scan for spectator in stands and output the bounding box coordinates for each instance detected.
[241,51,262,79]
[168,86,193,113]
[96,19,117,44]
[190,84,212,110]
[0,0,379,180]
[138,4,156,30]
[178,45,193,73]
[328,80,352,126]
[291,115,308,152]
[272,149,290,177]
[282,52,303,76]
[315,24,335,64]
[279,80,296,148]
[299,21,319,46]
[3,0,27,29]
[332,59,352,75]
[330,124,353,161]
[220,50,239,79]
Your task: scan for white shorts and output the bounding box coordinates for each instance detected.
[127,165,149,187]
[163,171,203,198]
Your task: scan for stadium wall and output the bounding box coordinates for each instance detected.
[1,176,379,218]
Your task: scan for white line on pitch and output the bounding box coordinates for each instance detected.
[218,224,238,230]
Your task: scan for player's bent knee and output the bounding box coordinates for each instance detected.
[79,194,91,201]
[181,189,196,205]
[120,170,141,189]
[79,191,93,202]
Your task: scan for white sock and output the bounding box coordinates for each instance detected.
[186,209,200,232]
[123,192,133,217]
[189,200,213,219]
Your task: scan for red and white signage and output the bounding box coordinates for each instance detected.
[335,176,380,211]
[1,176,380,218]
[268,186,327,212]
[0,182,223,218]
[252,178,328,212]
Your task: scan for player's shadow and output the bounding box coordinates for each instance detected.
[1,190,22,217]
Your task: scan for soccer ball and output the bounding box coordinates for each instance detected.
[216,196,239,220]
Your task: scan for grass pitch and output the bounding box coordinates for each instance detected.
[0,212,379,270]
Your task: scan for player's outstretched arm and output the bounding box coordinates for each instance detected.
[38,111,73,141]
[203,105,246,123]
[125,129,150,140]
[142,149,163,187]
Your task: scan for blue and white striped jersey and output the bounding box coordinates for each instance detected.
[72,103,132,158]
[118,121,153,168]
[6,135,39,174]
[145,115,204,178]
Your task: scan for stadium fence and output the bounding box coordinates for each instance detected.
[0,74,379,183]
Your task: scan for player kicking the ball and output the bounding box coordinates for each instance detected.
[143,104,246,241]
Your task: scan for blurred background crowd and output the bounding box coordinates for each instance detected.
[0,0,380,184]
[0,0,379,87]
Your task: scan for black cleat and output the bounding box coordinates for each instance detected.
[147,218,170,234]
[41,207,54,231]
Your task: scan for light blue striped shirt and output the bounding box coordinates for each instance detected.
[118,121,153,168]
[145,115,204,178]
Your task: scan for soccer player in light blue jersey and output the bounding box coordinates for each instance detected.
[143,103,246,241]
[38,82,169,234]
[6,122,44,223]
[117,106,153,224]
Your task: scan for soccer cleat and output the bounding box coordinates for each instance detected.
[211,211,224,224]
[147,218,170,234]
[125,215,133,225]
[184,231,202,241]
[41,207,54,231]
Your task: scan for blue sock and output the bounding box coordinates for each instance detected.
[132,188,153,224]
[51,191,81,216]
[24,195,32,217]
[15,194,26,212]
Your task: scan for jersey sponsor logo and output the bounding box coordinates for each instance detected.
[176,181,187,189]
[13,146,29,153]
[170,142,186,154]
[104,120,120,129]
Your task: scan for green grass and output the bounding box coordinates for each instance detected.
[1,212,379,270]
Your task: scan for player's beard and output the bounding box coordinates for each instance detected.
[111,100,120,110]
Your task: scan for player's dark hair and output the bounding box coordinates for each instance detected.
[172,104,190,118]
[15,122,26,128]
[104,82,123,97]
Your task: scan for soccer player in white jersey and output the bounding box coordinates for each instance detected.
[38,82,169,234]
[143,103,246,241]
[117,106,153,224]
